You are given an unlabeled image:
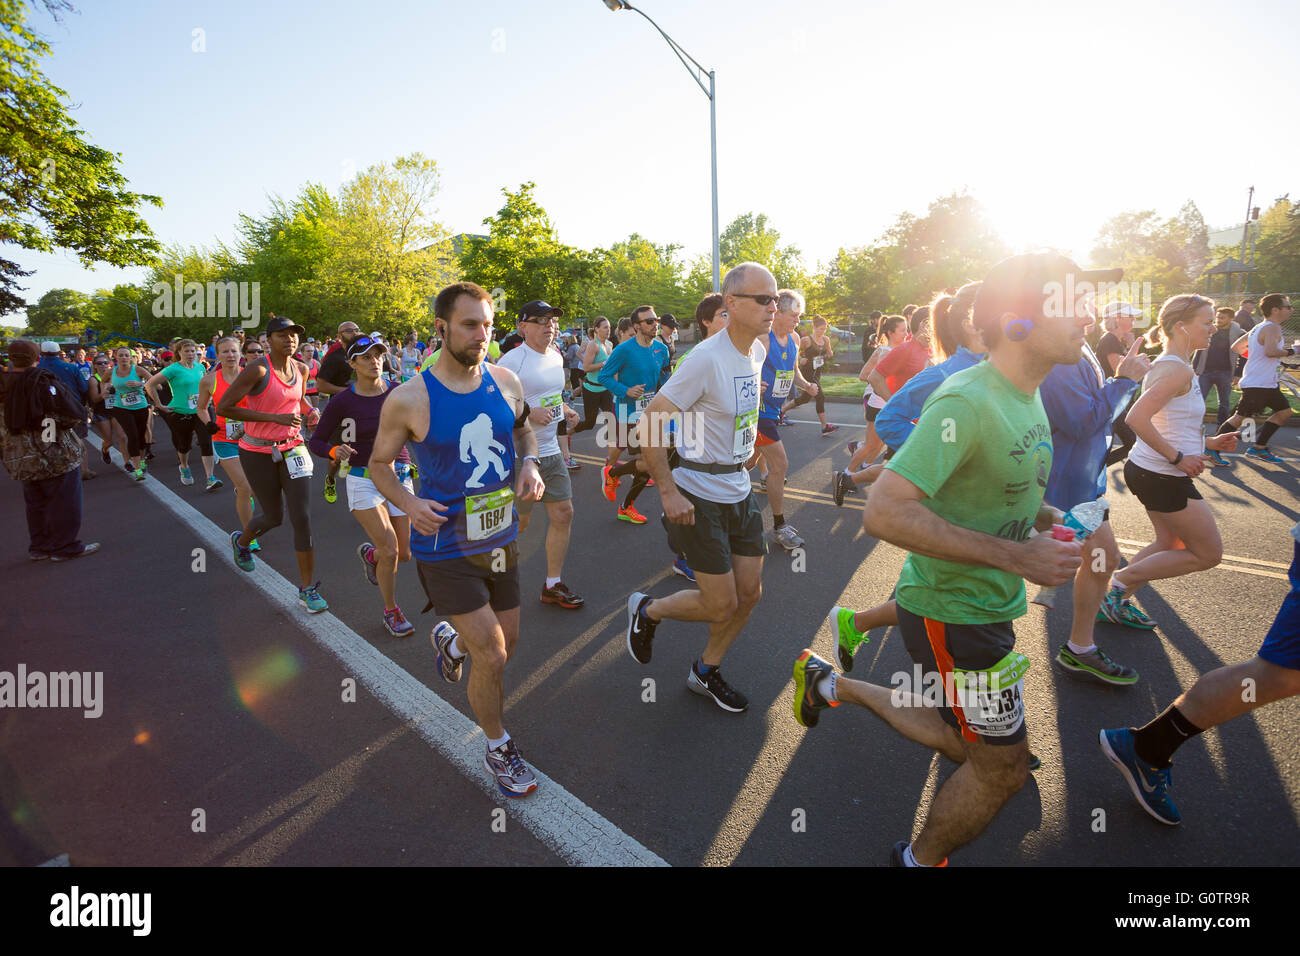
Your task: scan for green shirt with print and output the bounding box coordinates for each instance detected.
[884,360,1052,625]
[161,361,204,413]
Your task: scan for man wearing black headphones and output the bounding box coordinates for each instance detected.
[792,253,1114,867]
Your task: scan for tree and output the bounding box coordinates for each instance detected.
[23,286,89,334]
[686,212,805,296]
[0,0,162,315]
[458,183,600,326]
[1091,203,1208,305]
[1253,197,1300,295]
[588,233,693,326]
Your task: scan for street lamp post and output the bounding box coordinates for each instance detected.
[94,295,141,334]
[601,0,720,293]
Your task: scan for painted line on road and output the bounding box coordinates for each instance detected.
[89,435,667,867]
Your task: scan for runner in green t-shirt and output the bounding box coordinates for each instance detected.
[791,252,1119,868]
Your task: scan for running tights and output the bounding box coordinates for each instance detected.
[108,407,150,457]
[572,384,613,435]
[786,370,826,415]
[239,448,314,551]
[610,458,649,509]
[161,409,214,456]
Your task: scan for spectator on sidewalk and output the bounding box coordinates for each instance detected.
[39,340,94,479]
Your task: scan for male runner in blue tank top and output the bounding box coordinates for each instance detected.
[369,281,547,798]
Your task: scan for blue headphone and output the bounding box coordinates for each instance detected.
[1005,317,1034,341]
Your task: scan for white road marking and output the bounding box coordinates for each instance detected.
[91,436,666,867]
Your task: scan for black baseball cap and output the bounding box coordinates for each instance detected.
[519,300,563,322]
[658,314,679,329]
[265,315,306,336]
[346,335,389,361]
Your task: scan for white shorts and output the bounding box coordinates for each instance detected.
[346,473,412,516]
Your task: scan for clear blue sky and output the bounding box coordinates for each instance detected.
[9,0,1298,325]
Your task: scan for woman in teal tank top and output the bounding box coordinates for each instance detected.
[108,346,150,478]
[573,317,614,435]
[145,339,219,490]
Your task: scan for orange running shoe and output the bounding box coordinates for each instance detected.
[618,504,648,524]
[602,464,620,502]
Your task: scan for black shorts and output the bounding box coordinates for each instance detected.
[416,542,521,616]
[863,400,880,423]
[897,604,1027,746]
[1235,387,1290,419]
[1123,460,1201,513]
[662,488,767,575]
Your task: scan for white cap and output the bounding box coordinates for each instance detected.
[40,341,60,354]
[1100,301,1142,319]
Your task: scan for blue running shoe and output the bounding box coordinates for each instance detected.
[1099,728,1181,825]
[1245,446,1284,464]
[672,555,696,582]
[230,530,254,572]
[298,581,328,614]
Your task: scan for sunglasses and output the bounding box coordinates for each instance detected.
[731,293,780,306]
[244,348,265,355]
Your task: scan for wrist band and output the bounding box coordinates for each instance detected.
[1170,451,1184,466]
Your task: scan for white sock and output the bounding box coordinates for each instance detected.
[545,576,562,589]
[1067,640,1097,655]
[816,672,838,702]
[447,634,465,660]
[902,843,935,867]
[487,732,510,751]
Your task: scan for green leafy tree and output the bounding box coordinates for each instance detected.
[1253,197,1300,294]
[0,0,162,314]
[687,212,805,296]
[589,233,694,326]
[23,286,88,334]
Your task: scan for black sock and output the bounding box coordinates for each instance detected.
[1215,419,1237,435]
[1256,421,1280,448]
[774,514,785,529]
[1132,704,1204,768]
[622,473,648,509]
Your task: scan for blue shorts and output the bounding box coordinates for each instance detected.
[213,439,240,462]
[1259,539,1300,671]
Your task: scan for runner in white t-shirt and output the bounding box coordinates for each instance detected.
[622,262,774,715]
[498,303,585,608]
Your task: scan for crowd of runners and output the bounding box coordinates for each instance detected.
[8,258,1300,864]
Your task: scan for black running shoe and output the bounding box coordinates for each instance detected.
[890,841,908,867]
[687,663,749,712]
[625,591,657,664]
[833,470,853,507]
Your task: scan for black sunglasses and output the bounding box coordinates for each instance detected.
[731,293,780,306]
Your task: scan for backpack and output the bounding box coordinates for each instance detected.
[3,368,84,433]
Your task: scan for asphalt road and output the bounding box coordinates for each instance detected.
[2,407,1298,867]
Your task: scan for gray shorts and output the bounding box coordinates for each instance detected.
[517,452,572,515]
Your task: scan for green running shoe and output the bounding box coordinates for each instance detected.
[829,605,868,671]
[1098,588,1157,630]
[298,581,328,614]
[323,476,337,504]
[793,649,838,728]
[1054,643,1139,686]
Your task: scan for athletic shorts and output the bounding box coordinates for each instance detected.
[90,406,109,424]
[661,488,767,575]
[1235,387,1290,419]
[1123,460,1201,513]
[897,604,1027,746]
[346,473,413,516]
[517,453,572,514]
[756,418,781,447]
[213,439,240,461]
[1259,538,1300,671]
[416,543,520,616]
[864,402,880,423]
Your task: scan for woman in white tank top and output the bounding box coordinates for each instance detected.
[847,315,908,475]
[1106,295,1241,620]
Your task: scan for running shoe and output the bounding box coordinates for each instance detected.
[28,551,49,561]
[101,446,112,465]
[144,445,155,461]
[132,465,147,482]
[323,476,337,503]
[832,470,854,507]
[777,414,794,427]
[1098,589,1157,630]
[123,463,133,473]
[230,530,255,572]
[1053,644,1139,686]
[1099,727,1181,825]
[357,542,378,586]
[249,538,261,553]
[687,663,749,713]
[1206,450,1229,466]
[890,841,947,867]
[179,465,194,485]
[829,605,868,672]
[821,423,839,435]
[672,555,696,582]
[602,464,619,502]
[432,620,463,682]
[1245,446,1284,464]
[792,649,838,727]
[755,474,768,493]
[847,440,860,456]
[484,739,538,798]
[618,504,648,524]
[541,581,585,609]
[625,591,657,664]
[49,543,101,562]
[298,582,328,614]
[565,457,582,471]
[383,606,414,637]
[770,524,805,551]
[206,475,223,492]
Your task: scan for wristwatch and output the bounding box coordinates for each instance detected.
[522,455,541,469]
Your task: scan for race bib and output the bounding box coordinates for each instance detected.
[225,419,245,441]
[466,487,515,542]
[953,652,1031,738]
[733,408,758,461]
[285,445,314,479]
[772,370,794,398]
[630,390,655,423]
[120,388,145,409]
[812,355,825,370]
[540,393,563,423]
[187,393,199,411]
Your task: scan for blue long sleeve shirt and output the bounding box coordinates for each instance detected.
[1039,346,1138,511]
[874,346,982,451]
[599,337,668,422]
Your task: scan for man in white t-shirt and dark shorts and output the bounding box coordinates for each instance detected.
[498,300,585,608]
[623,262,773,713]
[1217,293,1295,464]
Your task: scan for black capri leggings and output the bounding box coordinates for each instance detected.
[160,409,214,456]
[108,406,150,457]
[572,384,614,435]
[787,368,826,415]
[239,447,314,551]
